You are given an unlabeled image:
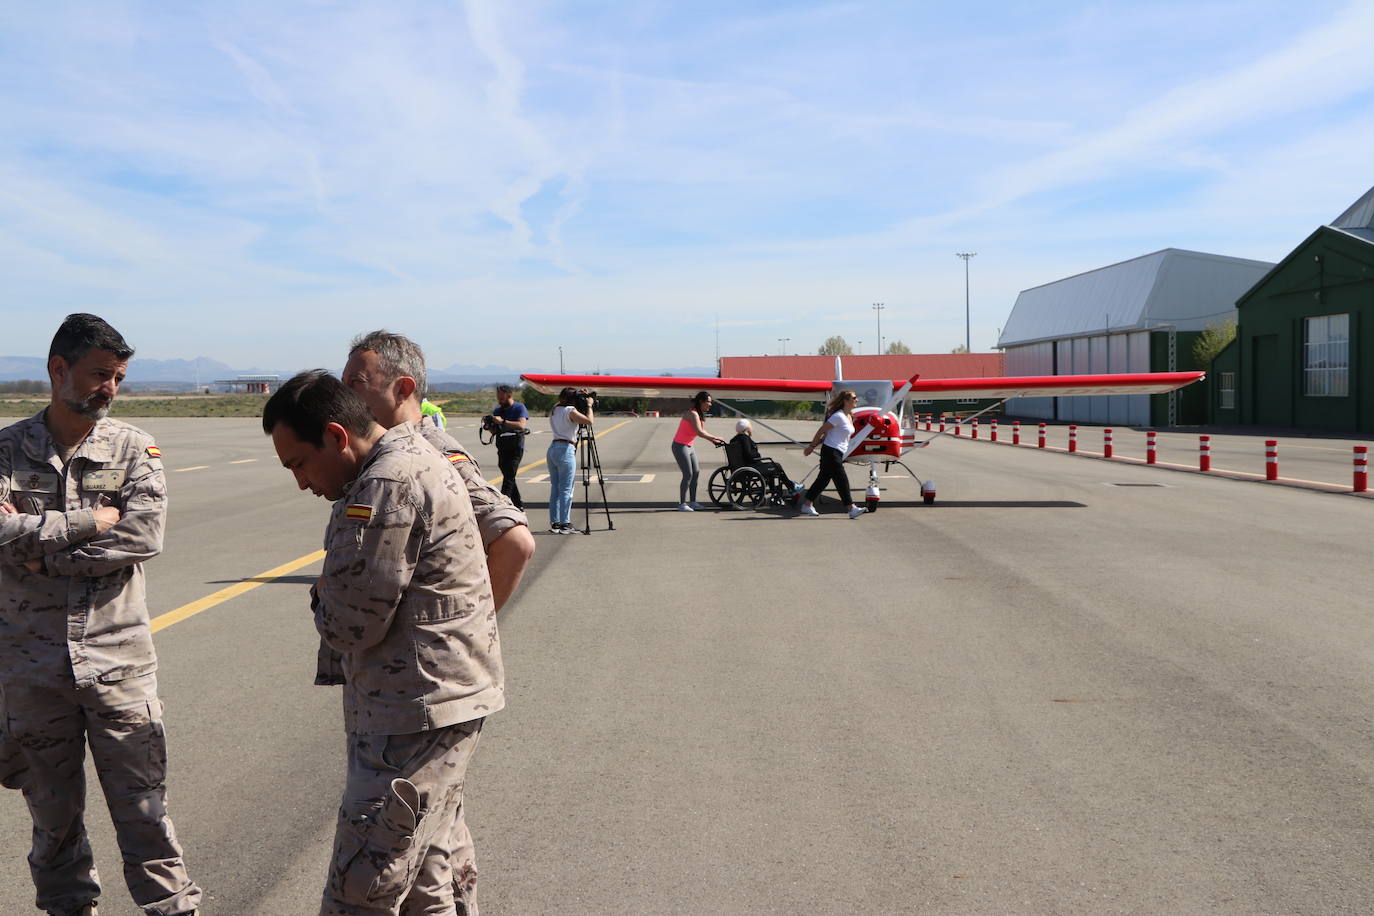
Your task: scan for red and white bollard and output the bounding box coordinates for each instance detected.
[939,415,946,434]
[925,414,932,431]
[971,418,979,439]
[1199,435,1211,471]
[1013,420,1021,446]
[990,418,998,442]
[1266,440,1278,481]
[1146,430,1157,465]
[955,418,963,436]
[1355,446,1368,493]
[1068,425,1078,453]
[1038,422,1046,449]
[1103,428,1113,459]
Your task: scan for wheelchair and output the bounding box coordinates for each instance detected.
[707,439,798,509]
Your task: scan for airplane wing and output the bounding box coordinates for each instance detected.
[521,371,1204,401]
[908,371,1204,399]
[520,374,834,401]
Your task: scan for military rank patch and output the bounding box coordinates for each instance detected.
[447,453,470,464]
[345,504,373,522]
[146,445,162,458]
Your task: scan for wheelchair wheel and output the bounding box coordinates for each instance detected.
[707,467,730,506]
[726,467,767,508]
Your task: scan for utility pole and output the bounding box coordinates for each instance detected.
[558,346,564,374]
[956,252,976,352]
[872,303,885,355]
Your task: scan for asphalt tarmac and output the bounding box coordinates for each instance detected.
[2,414,1373,914]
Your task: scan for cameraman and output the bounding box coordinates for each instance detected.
[547,387,593,533]
[488,385,528,509]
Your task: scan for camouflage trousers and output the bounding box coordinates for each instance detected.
[1,673,202,916]
[322,718,483,916]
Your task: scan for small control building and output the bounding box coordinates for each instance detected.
[1210,186,1374,432]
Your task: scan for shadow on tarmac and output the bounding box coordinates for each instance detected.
[539,499,1088,513]
[208,574,319,585]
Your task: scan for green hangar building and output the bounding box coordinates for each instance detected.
[1211,186,1374,433]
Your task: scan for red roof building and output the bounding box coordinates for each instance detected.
[718,353,1004,381]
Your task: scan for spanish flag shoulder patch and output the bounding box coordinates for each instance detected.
[146,445,162,458]
[344,504,373,522]
[447,452,470,464]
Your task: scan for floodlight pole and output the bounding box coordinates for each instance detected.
[957,252,976,351]
[872,303,885,355]
[558,346,564,374]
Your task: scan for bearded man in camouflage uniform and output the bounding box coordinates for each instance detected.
[264,371,503,916]
[0,314,202,916]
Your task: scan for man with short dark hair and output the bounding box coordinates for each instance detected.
[488,385,528,510]
[264,370,503,915]
[0,313,202,916]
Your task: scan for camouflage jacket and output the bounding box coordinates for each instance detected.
[0,411,166,688]
[316,422,504,735]
[312,417,529,686]
[416,415,527,549]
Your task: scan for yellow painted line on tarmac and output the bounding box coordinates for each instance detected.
[152,420,635,634]
[173,465,209,472]
[150,550,326,634]
[229,458,257,464]
[484,419,634,485]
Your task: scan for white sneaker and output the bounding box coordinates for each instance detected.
[677,503,694,511]
[688,502,705,510]
[799,502,819,516]
[848,505,866,519]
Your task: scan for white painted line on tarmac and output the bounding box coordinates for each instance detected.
[229,459,257,464]
[174,465,210,472]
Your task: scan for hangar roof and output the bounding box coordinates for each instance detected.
[1330,186,1374,245]
[998,248,1273,348]
[1332,185,1374,231]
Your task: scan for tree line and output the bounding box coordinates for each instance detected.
[0,380,47,394]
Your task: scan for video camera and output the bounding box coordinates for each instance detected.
[573,389,597,415]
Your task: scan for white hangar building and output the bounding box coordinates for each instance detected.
[997,248,1273,426]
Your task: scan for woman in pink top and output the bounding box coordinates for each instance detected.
[671,391,725,511]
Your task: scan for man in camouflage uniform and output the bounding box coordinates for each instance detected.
[264,371,503,916]
[341,331,533,912]
[0,314,202,916]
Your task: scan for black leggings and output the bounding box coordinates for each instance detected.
[805,445,852,507]
[497,445,524,509]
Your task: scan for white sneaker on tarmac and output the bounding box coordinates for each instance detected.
[799,502,819,516]
[688,502,705,510]
[677,503,694,511]
[848,505,866,519]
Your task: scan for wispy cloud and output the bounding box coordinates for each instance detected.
[0,0,1370,368]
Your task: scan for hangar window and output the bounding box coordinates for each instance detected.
[957,398,978,405]
[1219,372,1236,409]
[1304,314,1349,397]
[913,398,933,405]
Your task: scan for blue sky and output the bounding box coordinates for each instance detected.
[3,0,1373,374]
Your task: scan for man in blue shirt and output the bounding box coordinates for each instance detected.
[489,385,528,510]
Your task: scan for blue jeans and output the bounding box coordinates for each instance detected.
[547,441,576,525]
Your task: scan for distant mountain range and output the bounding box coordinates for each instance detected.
[0,356,718,390]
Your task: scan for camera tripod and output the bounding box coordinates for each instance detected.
[575,422,615,534]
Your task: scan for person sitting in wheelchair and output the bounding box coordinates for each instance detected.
[728,420,800,494]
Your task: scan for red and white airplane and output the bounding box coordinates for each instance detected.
[521,360,1204,507]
